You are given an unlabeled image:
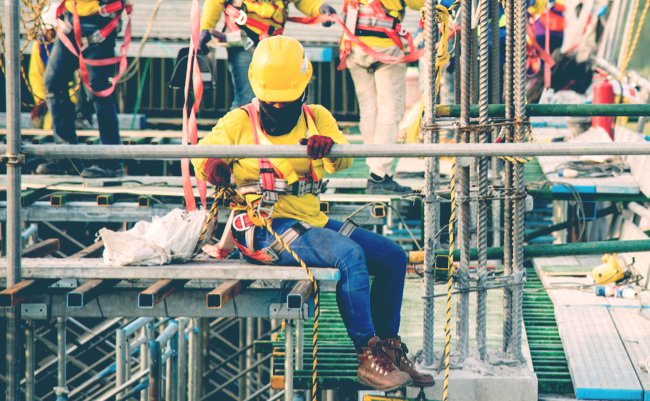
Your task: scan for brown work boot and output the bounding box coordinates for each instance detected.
[357,336,412,391]
[381,337,435,387]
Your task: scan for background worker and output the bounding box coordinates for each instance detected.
[198,0,337,109]
[192,36,433,391]
[39,0,124,178]
[340,0,423,194]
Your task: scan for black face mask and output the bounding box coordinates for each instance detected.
[259,97,304,136]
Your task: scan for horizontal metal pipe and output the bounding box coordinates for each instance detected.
[435,103,650,117]
[3,142,650,161]
[409,239,650,263]
[155,321,179,345]
[122,317,155,338]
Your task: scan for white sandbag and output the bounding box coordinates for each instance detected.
[100,208,209,266]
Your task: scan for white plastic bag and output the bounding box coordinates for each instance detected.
[100,208,209,266]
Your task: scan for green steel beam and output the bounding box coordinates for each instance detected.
[435,103,650,117]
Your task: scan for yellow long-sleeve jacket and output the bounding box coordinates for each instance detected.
[354,0,424,48]
[192,104,352,227]
[63,0,103,16]
[200,0,324,37]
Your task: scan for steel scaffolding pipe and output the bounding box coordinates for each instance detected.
[3,142,650,160]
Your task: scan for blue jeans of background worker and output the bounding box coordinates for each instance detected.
[254,218,407,348]
[44,13,120,146]
[227,46,255,109]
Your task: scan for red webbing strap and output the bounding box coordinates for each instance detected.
[526,22,554,75]
[56,1,132,98]
[181,0,208,211]
[243,103,277,192]
[231,232,273,263]
[287,14,423,69]
[302,105,319,182]
[544,9,551,89]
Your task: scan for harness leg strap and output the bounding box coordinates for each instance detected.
[338,218,358,238]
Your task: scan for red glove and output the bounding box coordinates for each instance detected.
[303,135,334,160]
[204,158,231,187]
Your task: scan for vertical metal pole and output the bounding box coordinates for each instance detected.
[510,0,527,363]
[490,0,502,248]
[169,330,179,401]
[257,318,264,401]
[422,0,439,369]
[116,329,127,400]
[178,319,188,401]
[55,317,69,401]
[476,0,490,361]
[295,320,306,400]
[140,326,149,401]
[25,321,36,401]
[284,321,294,401]
[457,0,472,362]
[149,340,161,401]
[239,319,246,401]
[4,0,22,398]
[245,317,254,400]
[502,0,515,354]
[198,318,208,399]
[188,320,197,401]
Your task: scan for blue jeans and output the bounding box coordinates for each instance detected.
[227,47,255,109]
[44,13,120,145]
[254,218,407,348]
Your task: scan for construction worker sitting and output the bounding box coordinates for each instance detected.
[339,0,423,194]
[192,36,434,391]
[198,0,337,109]
[39,0,125,178]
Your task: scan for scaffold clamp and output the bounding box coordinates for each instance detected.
[1,152,25,166]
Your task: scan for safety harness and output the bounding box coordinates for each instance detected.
[223,0,285,50]
[55,0,133,97]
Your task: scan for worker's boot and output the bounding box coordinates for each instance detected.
[357,336,412,391]
[381,337,435,387]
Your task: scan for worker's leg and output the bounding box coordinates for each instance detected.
[324,219,406,339]
[254,218,375,349]
[370,47,406,177]
[82,20,120,146]
[227,47,255,109]
[44,33,79,144]
[347,48,378,174]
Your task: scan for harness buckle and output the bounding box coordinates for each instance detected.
[235,9,248,25]
[233,213,252,232]
[398,26,408,37]
[98,5,111,17]
[88,30,106,45]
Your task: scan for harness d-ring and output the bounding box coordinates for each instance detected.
[235,10,248,25]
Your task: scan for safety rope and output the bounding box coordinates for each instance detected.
[441,155,456,401]
[619,0,650,79]
[199,188,320,401]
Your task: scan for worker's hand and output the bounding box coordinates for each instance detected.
[30,101,47,129]
[199,30,212,54]
[204,158,231,187]
[210,29,227,43]
[319,4,337,27]
[301,135,334,159]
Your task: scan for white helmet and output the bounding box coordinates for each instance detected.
[42,1,61,29]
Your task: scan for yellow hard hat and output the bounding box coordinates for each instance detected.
[248,36,312,103]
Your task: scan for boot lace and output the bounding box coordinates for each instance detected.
[370,342,397,372]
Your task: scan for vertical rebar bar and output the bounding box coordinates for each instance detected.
[4,0,22,398]
[284,321,294,401]
[490,0,502,248]
[56,317,68,401]
[502,0,515,354]
[457,0,472,362]
[178,319,188,401]
[25,321,35,401]
[476,0,489,361]
[422,0,439,369]
[510,0,527,363]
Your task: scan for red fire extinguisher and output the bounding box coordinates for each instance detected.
[592,73,615,140]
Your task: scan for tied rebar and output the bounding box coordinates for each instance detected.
[457,0,472,362]
[476,0,490,362]
[490,0,502,249]
[421,0,439,368]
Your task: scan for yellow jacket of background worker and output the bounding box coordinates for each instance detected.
[356,0,424,48]
[192,105,352,227]
[200,0,324,35]
[63,0,102,16]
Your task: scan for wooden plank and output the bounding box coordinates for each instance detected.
[555,305,643,400]
[609,308,650,401]
[0,258,340,282]
[22,239,60,258]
